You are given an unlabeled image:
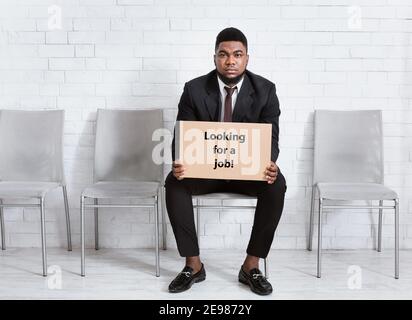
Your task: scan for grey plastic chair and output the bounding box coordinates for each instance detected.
[80,109,164,277]
[307,110,399,279]
[0,110,72,277]
[193,193,269,278]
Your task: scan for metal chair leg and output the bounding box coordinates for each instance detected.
[62,186,72,251]
[0,199,5,250]
[80,196,85,277]
[395,198,399,279]
[378,200,383,252]
[308,186,316,251]
[317,197,323,278]
[154,195,160,277]
[161,186,167,250]
[94,198,99,250]
[264,258,268,279]
[40,198,47,277]
[196,199,200,243]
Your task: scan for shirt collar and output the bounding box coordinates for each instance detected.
[217,74,244,95]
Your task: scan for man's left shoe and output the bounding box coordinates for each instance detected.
[238,266,273,295]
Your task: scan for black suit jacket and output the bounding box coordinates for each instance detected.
[171,69,281,163]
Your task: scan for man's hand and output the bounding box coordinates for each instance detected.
[265,161,278,184]
[172,161,185,180]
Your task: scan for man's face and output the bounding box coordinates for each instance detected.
[214,41,249,82]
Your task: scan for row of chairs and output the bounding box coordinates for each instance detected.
[0,109,399,279]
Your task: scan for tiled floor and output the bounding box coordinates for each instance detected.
[0,247,411,299]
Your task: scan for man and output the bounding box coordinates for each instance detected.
[165,27,286,295]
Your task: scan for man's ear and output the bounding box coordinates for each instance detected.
[213,54,216,67]
[246,54,249,66]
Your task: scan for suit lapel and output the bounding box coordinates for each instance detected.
[204,72,220,121]
[232,74,254,122]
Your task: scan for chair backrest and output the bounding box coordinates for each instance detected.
[313,110,384,185]
[0,110,65,183]
[94,109,163,183]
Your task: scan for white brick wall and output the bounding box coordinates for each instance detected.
[0,0,411,251]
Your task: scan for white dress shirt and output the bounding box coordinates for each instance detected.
[217,75,244,122]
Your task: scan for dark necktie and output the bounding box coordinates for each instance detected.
[224,86,236,122]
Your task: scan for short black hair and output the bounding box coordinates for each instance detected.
[215,27,248,52]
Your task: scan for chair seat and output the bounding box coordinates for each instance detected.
[193,193,256,200]
[317,182,397,200]
[82,181,160,199]
[0,181,60,199]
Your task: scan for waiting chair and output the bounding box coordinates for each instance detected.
[0,110,72,276]
[162,192,268,278]
[194,194,268,278]
[80,109,163,277]
[307,110,399,279]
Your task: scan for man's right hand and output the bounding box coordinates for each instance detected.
[172,161,185,180]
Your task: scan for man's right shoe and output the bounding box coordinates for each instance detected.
[168,264,206,293]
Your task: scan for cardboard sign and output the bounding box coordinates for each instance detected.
[175,121,272,181]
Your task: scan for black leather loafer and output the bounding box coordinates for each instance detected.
[168,264,206,293]
[238,266,273,295]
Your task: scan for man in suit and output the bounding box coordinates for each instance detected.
[165,27,286,295]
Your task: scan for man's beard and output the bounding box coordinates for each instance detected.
[216,70,245,86]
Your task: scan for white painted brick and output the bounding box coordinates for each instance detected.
[305,19,345,32]
[126,6,166,18]
[95,45,135,57]
[118,0,153,4]
[140,70,176,83]
[170,19,191,31]
[73,18,110,31]
[3,84,39,95]
[107,58,142,70]
[68,31,106,44]
[220,210,254,224]
[39,45,75,57]
[110,18,132,30]
[351,46,386,59]
[86,58,107,70]
[39,83,59,95]
[105,31,143,44]
[334,32,371,45]
[199,235,224,249]
[46,32,68,44]
[313,46,350,58]
[96,83,132,95]
[8,31,45,44]
[143,58,180,70]
[242,6,281,18]
[205,224,240,236]
[84,6,124,18]
[0,19,36,31]
[65,71,102,83]
[49,58,85,70]
[325,59,362,71]
[132,18,169,30]
[60,83,95,95]
[75,44,95,57]
[276,46,313,58]
[310,72,346,84]
[281,6,318,18]
[132,83,180,96]
[0,70,43,82]
[102,70,139,82]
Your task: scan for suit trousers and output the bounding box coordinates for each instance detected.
[165,171,287,258]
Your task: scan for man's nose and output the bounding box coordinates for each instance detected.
[226,55,235,65]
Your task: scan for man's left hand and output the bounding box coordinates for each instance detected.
[265,161,278,184]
